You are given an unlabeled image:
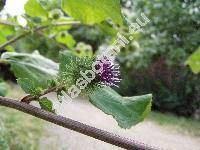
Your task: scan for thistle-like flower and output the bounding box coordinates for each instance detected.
[95,57,121,87]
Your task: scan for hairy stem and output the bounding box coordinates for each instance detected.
[21,85,64,103]
[0,96,156,150]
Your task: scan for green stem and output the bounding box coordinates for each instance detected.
[21,85,64,103]
[0,21,80,49]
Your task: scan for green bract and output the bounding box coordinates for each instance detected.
[58,51,97,94]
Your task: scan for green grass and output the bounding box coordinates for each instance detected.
[0,107,43,150]
[0,82,44,150]
[148,111,200,137]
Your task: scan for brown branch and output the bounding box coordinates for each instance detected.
[0,21,80,49]
[0,96,157,150]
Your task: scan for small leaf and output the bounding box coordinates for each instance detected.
[56,31,76,48]
[17,78,42,95]
[0,24,14,45]
[89,87,152,129]
[39,97,54,112]
[24,0,48,20]
[61,0,123,25]
[186,47,200,74]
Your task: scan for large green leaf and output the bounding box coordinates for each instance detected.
[17,78,42,95]
[38,0,61,10]
[1,51,58,89]
[61,0,123,25]
[89,87,152,129]
[186,48,200,74]
[24,0,48,19]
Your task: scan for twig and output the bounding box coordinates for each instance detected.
[0,21,29,30]
[0,31,30,49]
[0,21,80,49]
[21,86,64,103]
[0,96,157,150]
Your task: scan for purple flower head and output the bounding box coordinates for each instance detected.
[95,56,121,87]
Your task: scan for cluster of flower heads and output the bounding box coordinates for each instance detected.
[59,53,121,97]
[95,56,121,87]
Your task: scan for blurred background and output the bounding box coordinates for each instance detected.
[0,0,199,149]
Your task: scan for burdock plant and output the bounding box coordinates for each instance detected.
[0,0,152,129]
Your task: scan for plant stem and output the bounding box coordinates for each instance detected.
[0,31,30,49]
[21,85,64,103]
[0,21,80,49]
[0,96,156,150]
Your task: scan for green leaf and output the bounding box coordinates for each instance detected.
[0,25,15,51]
[17,78,42,95]
[0,31,6,44]
[38,0,61,10]
[61,0,123,25]
[39,97,54,112]
[1,51,58,89]
[0,24,14,45]
[89,87,152,129]
[186,48,200,74]
[55,31,76,48]
[24,0,48,20]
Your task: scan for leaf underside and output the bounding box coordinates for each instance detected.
[1,51,58,90]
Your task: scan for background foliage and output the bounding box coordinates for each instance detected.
[117,0,200,117]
